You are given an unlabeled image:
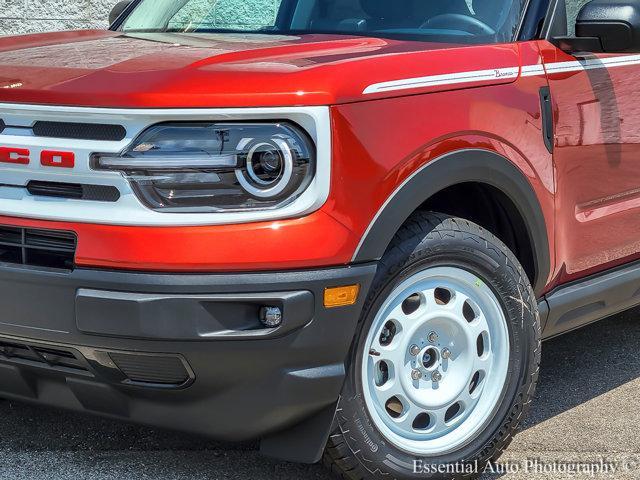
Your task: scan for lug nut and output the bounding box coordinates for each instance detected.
[411,369,423,380]
[428,331,439,344]
[441,348,452,360]
[431,371,443,382]
[409,345,421,356]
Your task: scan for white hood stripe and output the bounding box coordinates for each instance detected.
[363,66,520,94]
[364,53,640,94]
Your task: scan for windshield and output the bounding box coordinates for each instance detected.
[120,0,528,44]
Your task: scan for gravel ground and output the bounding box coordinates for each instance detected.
[1,308,640,480]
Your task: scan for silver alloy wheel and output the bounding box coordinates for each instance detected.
[362,266,510,455]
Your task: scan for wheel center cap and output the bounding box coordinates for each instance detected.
[420,347,439,370]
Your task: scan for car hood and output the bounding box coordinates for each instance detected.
[0,30,521,108]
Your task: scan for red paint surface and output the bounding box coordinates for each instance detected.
[0,36,559,287]
[0,211,358,272]
[0,30,518,107]
[539,40,640,287]
[6,31,633,294]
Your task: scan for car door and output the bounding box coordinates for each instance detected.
[540,0,640,285]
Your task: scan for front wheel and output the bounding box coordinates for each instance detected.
[325,213,540,480]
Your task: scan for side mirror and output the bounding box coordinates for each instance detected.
[109,0,133,25]
[554,0,640,53]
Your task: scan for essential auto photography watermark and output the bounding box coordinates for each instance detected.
[413,457,640,477]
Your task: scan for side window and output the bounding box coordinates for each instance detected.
[565,0,592,36]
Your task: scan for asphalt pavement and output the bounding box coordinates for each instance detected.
[1,308,640,479]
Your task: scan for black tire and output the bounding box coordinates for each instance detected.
[324,212,541,480]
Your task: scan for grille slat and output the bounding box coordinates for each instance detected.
[32,121,126,141]
[25,231,77,252]
[27,181,120,202]
[0,227,21,244]
[0,240,75,253]
[0,226,76,270]
[27,181,83,199]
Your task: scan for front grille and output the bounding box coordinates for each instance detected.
[32,121,127,141]
[109,352,192,387]
[0,226,76,270]
[27,181,121,202]
[0,339,88,373]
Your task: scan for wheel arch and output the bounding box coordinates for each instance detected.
[352,149,551,295]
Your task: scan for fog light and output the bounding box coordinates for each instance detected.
[324,285,360,308]
[260,306,283,328]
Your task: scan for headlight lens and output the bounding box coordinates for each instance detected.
[92,122,315,213]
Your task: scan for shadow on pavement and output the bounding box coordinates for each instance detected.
[523,306,640,430]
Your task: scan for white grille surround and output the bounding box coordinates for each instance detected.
[0,104,331,227]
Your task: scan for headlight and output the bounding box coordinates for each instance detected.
[92,122,316,213]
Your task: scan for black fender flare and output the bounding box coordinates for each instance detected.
[352,149,551,295]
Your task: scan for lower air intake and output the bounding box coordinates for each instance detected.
[0,226,76,270]
[109,352,192,387]
[0,339,88,373]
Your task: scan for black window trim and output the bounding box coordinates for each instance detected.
[539,0,570,39]
[110,0,142,30]
[518,0,553,40]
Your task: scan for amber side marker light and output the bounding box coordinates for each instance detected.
[324,285,360,308]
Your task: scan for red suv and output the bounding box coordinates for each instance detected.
[0,0,637,478]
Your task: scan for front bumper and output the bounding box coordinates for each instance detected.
[0,262,376,461]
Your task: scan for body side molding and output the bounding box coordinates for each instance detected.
[352,149,551,295]
[542,260,640,339]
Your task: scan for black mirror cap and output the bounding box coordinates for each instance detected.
[576,0,640,52]
[109,0,133,26]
